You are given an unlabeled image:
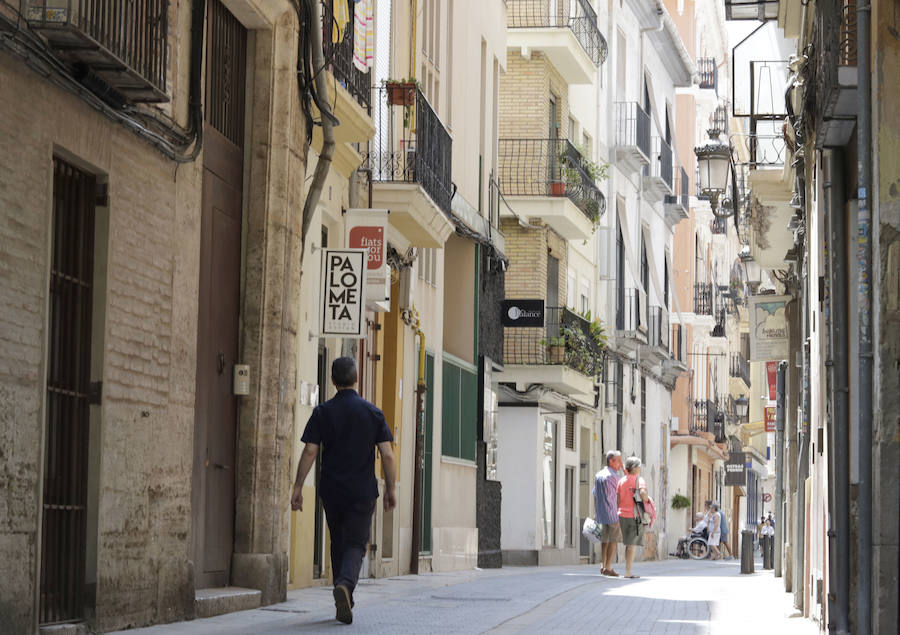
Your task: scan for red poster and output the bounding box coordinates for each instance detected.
[766,361,778,401]
[765,406,776,432]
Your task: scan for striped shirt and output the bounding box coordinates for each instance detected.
[593,466,623,525]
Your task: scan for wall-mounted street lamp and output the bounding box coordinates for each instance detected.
[735,395,750,418]
[695,139,733,218]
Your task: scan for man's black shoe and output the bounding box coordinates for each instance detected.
[333,584,353,624]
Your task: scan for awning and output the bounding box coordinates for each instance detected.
[666,251,686,326]
[641,225,667,309]
[617,206,648,317]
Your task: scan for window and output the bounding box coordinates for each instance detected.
[542,419,557,546]
[565,407,575,450]
[441,357,477,461]
[568,115,577,140]
[640,235,649,327]
[418,248,438,285]
[582,132,592,159]
[616,204,625,329]
[580,279,590,315]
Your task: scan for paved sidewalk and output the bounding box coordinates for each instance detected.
[116,558,821,634]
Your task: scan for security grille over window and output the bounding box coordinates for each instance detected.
[697,57,718,91]
[26,0,170,102]
[565,407,575,450]
[206,0,248,148]
[40,157,97,624]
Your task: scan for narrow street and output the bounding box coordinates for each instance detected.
[117,558,816,635]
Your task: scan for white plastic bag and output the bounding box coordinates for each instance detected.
[582,517,603,544]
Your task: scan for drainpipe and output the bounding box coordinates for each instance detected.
[855,2,873,633]
[774,360,786,577]
[794,258,810,609]
[300,0,337,257]
[825,150,850,635]
[409,311,427,574]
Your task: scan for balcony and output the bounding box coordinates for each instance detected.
[507,0,608,85]
[710,217,728,235]
[364,85,454,248]
[319,0,375,143]
[499,306,601,396]
[661,323,688,384]
[615,288,646,354]
[614,102,651,173]
[497,138,606,240]
[693,282,713,316]
[664,164,690,228]
[816,0,858,146]
[26,0,168,102]
[697,57,718,92]
[643,306,669,364]
[642,136,674,203]
[730,352,751,388]
[711,308,727,337]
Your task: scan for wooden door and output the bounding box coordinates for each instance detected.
[192,0,246,589]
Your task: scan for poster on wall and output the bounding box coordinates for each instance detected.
[725,452,747,486]
[319,248,368,337]
[765,405,776,432]
[749,295,790,361]
[345,208,390,309]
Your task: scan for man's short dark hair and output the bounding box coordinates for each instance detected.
[332,357,358,387]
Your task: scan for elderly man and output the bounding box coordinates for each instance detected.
[592,450,624,576]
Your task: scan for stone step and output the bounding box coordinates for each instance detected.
[39,624,87,635]
[195,587,262,619]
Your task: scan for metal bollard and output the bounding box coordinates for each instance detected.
[741,529,755,574]
[762,535,773,569]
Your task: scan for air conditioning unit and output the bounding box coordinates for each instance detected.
[397,265,416,311]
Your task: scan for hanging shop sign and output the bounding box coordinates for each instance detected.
[319,248,368,337]
[500,299,545,327]
[749,295,790,361]
[725,452,747,486]
[766,361,778,401]
[345,208,390,309]
[765,405,777,432]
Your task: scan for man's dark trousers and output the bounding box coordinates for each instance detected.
[323,497,376,595]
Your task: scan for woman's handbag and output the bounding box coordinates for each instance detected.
[632,479,651,525]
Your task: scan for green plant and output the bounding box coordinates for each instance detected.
[671,493,691,510]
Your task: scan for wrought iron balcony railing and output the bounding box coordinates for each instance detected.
[365,85,453,213]
[731,132,787,170]
[710,217,728,235]
[647,136,673,189]
[730,352,751,387]
[692,399,713,434]
[648,306,669,351]
[711,308,727,337]
[497,138,606,222]
[671,323,685,362]
[693,282,713,315]
[698,57,718,91]
[507,0,608,65]
[503,306,603,377]
[615,102,651,159]
[321,0,371,111]
[665,164,690,212]
[616,287,641,332]
[26,0,169,102]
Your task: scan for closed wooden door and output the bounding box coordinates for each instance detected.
[192,0,246,589]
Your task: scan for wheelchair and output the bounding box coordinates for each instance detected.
[675,529,710,560]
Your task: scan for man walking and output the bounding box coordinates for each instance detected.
[592,450,624,576]
[291,357,397,625]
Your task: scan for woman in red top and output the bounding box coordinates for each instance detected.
[617,456,650,578]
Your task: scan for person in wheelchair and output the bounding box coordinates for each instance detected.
[675,513,710,558]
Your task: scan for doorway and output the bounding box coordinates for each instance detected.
[191,0,247,589]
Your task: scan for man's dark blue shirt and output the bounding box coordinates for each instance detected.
[301,389,393,505]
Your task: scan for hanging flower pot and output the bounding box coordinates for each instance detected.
[386,81,416,106]
[549,181,566,197]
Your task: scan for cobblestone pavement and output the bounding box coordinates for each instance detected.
[117,558,821,634]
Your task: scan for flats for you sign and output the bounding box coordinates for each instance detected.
[320,248,368,337]
[345,209,390,308]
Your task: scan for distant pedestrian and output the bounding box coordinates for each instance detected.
[617,456,650,578]
[766,511,775,528]
[716,502,733,559]
[593,450,624,576]
[706,503,722,559]
[291,357,397,625]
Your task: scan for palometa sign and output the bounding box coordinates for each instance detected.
[319,249,367,337]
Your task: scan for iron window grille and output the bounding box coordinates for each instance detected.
[506,0,608,65]
[320,0,371,111]
[693,282,713,315]
[365,85,453,213]
[497,138,606,222]
[26,0,169,102]
[697,57,718,91]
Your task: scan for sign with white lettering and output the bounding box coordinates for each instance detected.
[749,295,790,361]
[345,209,390,308]
[725,452,747,486]
[319,249,367,337]
[501,299,545,327]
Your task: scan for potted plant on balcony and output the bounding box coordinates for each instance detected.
[540,336,566,364]
[384,78,417,106]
